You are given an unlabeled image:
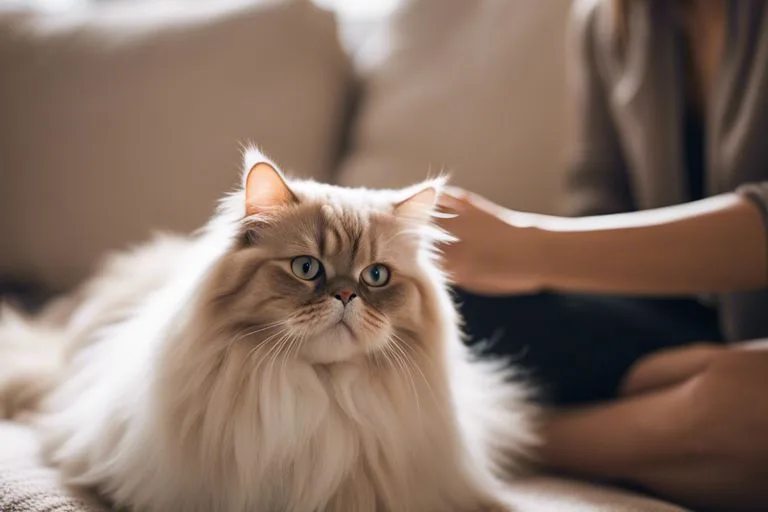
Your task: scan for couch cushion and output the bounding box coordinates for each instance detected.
[337,0,571,214]
[0,421,688,511]
[0,0,351,291]
[503,476,689,512]
[0,422,108,511]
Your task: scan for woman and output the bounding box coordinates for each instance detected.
[439,0,768,510]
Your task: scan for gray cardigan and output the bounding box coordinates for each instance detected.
[567,0,768,341]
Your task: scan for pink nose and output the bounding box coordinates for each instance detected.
[334,288,357,305]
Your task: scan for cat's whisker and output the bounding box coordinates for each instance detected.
[265,330,295,376]
[242,343,268,373]
[258,331,287,374]
[222,326,276,369]
[277,333,298,371]
[388,339,418,393]
[378,343,396,375]
[370,347,384,371]
[391,333,440,408]
[384,338,423,426]
[248,327,292,374]
[225,322,291,366]
[255,336,280,375]
[235,320,290,342]
[290,332,306,361]
[236,320,284,336]
[278,334,292,375]
[244,327,288,362]
[281,332,304,374]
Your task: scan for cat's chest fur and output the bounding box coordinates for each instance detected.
[193,359,458,512]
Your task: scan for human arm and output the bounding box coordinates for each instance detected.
[437,0,768,296]
[437,188,767,295]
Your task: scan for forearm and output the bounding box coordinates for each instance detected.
[512,193,767,295]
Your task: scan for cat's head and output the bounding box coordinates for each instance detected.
[202,151,453,365]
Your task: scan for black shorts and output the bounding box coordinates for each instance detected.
[454,290,723,405]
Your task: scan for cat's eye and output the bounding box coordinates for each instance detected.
[291,256,323,281]
[361,264,390,287]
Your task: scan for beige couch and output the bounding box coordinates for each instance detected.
[0,0,689,510]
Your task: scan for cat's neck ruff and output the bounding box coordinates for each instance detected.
[147,322,479,512]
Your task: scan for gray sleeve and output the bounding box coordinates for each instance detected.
[563,1,636,217]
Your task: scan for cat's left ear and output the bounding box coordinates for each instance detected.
[243,152,296,216]
[393,178,446,223]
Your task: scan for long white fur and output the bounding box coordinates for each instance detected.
[0,150,535,512]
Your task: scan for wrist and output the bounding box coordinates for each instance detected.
[533,225,560,291]
[496,212,561,293]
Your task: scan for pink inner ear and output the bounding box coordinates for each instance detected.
[245,162,295,216]
[394,186,438,221]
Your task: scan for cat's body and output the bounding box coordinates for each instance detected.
[0,152,534,512]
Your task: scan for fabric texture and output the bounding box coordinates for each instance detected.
[336,0,572,215]
[0,421,689,511]
[0,0,351,291]
[566,0,768,341]
[0,423,109,512]
[455,290,722,405]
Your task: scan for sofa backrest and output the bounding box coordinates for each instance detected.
[338,0,573,214]
[1,0,574,292]
[0,0,351,290]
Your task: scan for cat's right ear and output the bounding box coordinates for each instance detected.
[243,154,296,216]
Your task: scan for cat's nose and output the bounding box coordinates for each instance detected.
[333,288,357,306]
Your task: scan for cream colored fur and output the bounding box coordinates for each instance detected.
[0,151,535,512]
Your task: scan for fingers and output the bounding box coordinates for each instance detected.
[436,187,469,215]
[441,185,469,199]
[620,343,725,397]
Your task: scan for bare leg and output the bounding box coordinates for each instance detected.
[539,344,768,511]
[539,381,699,482]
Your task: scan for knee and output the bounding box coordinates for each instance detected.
[620,342,725,396]
[682,349,768,458]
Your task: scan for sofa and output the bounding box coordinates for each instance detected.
[0,0,690,510]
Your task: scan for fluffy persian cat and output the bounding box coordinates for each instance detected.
[0,151,534,512]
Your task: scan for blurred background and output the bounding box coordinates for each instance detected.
[0,0,572,300]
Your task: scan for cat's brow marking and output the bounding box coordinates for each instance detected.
[347,215,364,262]
[319,205,346,258]
[368,227,378,264]
[317,221,327,257]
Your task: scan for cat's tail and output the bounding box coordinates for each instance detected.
[0,302,68,421]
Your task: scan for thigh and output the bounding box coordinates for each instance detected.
[453,290,723,405]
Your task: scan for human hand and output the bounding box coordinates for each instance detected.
[436,187,548,295]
